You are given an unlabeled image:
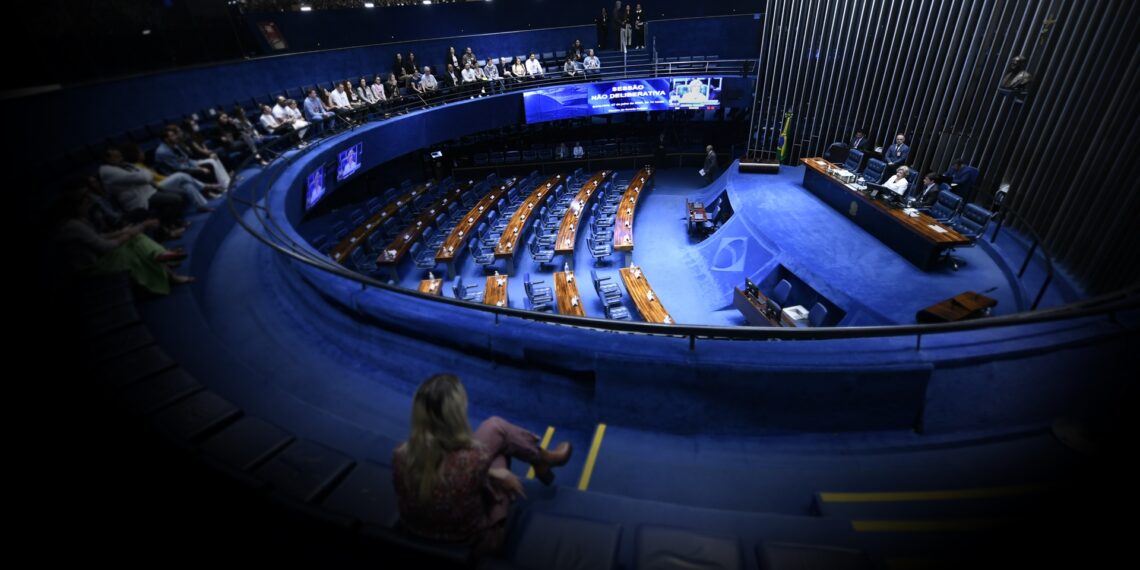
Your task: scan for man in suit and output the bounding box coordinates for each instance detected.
[850,129,869,151]
[703,145,718,184]
[885,133,910,169]
[916,172,941,206]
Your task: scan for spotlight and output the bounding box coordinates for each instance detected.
[364,2,374,7]
[300,5,312,11]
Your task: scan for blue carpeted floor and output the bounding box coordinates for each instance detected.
[135,161,1094,531]
[387,164,1076,326]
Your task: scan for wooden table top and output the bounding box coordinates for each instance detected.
[619,266,672,323]
[437,177,517,263]
[613,167,654,253]
[688,201,709,222]
[418,278,444,295]
[495,174,563,258]
[916,291,997,323]
[555,170,611,255]
[801,158,969,245]
[553,271,585,316]
[376,182,470,266]
[484,274,509,307]
[329,183,428,262]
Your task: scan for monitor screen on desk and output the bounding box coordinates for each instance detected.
[745,277,760,299]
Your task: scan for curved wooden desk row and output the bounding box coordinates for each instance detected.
[437,176,520,277]
[375,181,473,270]
[329,181,432,262]
[555,170,614,256]
[619,265,673,324]
[613,167,654,256]
[421,265,672,323]
[800,157,968,270]
[495,174,564,261]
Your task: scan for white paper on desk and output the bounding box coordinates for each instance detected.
[928,224,949,233]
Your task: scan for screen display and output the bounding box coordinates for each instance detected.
[524,77,722,123]
[337,142,363,181]
[305,165,327,210]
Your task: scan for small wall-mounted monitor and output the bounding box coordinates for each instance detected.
[305,164,327,211]
[337,142,363,181]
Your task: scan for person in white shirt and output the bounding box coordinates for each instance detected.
[583,49,601,76]
[563,56,579,78]
[883,166,911,196]
[419,66,439,93]
[461,62,478,84]
[556,142,568,159]
[525,53,544,78]
[329,84,352,110]
[272,96,289,122]
[283,100,310,140]
[572,142,584,159]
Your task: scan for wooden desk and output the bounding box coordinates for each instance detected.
[484,274,509,307]
[375,182,471,281]
[418,278,443,295]
[619,266,673,323]
[732,286,782,326]
[329,182,428,262]
[555,170,612,264]
[495,174,563,270]
[686,200,708,234]
[553,270,585,316]
[613,167,654,263]
[437,177,517,278]
[916,291,997,323]
[800,157,969,270]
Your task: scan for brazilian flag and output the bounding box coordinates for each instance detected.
[776,112,793,162]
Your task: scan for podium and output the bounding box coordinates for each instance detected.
[916,291,997,323]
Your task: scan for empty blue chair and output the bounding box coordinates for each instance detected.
[591,269,621,304]
[842,149,865,172]
[605,304,632,320]
[529,237,555,268]
[452,276,482,302]
[942,203,994,270]
[767,279,792,320]
[927,188,963,222]
[807,302,828,327]
[861,158,887,183]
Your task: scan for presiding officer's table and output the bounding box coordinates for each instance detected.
[800,158,968,270]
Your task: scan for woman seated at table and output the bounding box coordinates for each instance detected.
[883,165,911,196]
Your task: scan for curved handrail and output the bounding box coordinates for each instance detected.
[226,70,1139,344]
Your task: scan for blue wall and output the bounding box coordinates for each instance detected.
[245,0,762,54]
[647,14,763,59]
[28,14,758,173]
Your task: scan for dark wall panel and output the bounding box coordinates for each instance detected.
[750,0,1140,293]
[244,0,761,53]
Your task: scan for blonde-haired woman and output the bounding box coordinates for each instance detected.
[393,374,571,553]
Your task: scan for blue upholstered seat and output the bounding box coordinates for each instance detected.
[842,149,865,172]
[861,158,887,183]
[927,188,963,222]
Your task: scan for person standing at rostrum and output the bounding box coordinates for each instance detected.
[702,145,718,184]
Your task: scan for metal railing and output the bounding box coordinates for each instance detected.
[225,66,1139,351]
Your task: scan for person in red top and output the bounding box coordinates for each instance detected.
[392,374,572,554]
